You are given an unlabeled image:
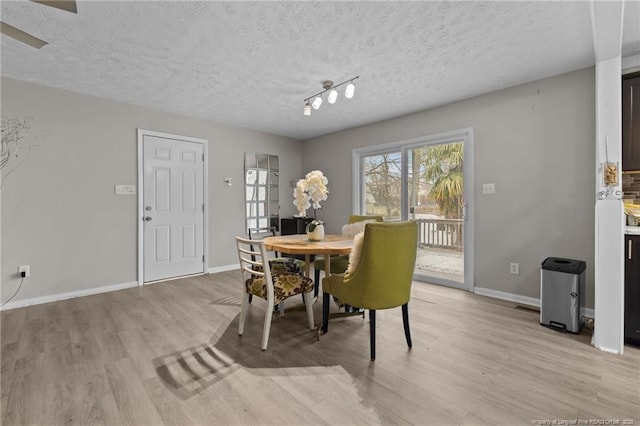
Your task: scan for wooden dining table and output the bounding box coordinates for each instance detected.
[263,233,363,327]
[262,233,354,278]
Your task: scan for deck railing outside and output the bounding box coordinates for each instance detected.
[415,218,463,251]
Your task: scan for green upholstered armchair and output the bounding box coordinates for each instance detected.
[313,215,384,297]
[321,221,417,360]
[236,236,314,350]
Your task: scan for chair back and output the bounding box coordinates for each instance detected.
[348,215,384,224]
[236,236,274,300]
[346,221,417,310]
[248,226,277,240]
[248,226,279,257]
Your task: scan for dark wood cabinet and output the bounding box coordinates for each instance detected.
[625,234,640,347]
[623,74,640,171]
[281,217,313,235]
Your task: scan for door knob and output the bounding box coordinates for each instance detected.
[144,216,152,222]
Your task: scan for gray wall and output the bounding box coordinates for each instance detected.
[302,68,596,307]
[2,68,597,308]
[1,78,302,302]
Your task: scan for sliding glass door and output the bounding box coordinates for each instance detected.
[355,129,474,290]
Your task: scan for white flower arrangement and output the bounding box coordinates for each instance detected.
[293,170,329,217]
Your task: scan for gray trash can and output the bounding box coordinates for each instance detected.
[540,257,586,333]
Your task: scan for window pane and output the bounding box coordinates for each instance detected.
[245,186,254,201]
[258,154,269,169]
[269,155,279,170]
[258,170,268,184]
[407,142,464,282]
[246,169,257,185]
[362,152,402,221]
[245,153,257,169]
[408,142,464,220]
[258,187,266,201]
[258,218,268,228]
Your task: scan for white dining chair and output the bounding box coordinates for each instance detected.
[235,236,315,350]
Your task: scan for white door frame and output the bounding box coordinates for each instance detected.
[137,129,209,285]
[352,127,475,292]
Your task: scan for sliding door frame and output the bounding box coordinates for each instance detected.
[352,128,475,292]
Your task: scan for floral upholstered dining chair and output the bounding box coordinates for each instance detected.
[235,236,314,350]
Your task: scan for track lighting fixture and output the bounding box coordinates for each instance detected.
[303,76,359,116]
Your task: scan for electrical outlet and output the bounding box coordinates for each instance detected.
[18,265,30,277]
[510,262,520,275]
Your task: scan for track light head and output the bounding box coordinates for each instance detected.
[328,89,338,104]
[345,82,356,99]
[312,96,323,110]
[304,102,312,116]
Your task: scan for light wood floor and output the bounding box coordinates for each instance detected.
[2,271,639,425]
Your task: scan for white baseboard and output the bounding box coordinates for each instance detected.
[208,264,239,274]
[592,343,622,355]
[0,281,139,311]
[473,286,594,319]
[473,286,540,308]
[1,265,239,311]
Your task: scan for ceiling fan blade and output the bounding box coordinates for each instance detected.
[31,0,77,14]
[0,21,48,49]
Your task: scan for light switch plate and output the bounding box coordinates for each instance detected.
[482,183,496,195]
[115,185,136,195]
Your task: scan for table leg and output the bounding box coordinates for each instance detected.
[305,254,311,278]
[287,254,316,314]
[324,255,331,277]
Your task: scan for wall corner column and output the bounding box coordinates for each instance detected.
[593,56,625,354]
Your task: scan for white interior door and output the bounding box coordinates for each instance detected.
[140,131,206,283]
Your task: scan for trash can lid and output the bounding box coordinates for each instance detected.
[541,257,586,274]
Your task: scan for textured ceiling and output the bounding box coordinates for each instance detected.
[0,1,637,140]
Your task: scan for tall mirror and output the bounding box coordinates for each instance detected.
[244,152,279,232]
